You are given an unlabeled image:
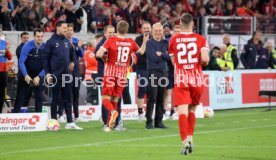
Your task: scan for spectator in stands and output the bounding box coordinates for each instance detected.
[0,0,13,31]
[64,0,83,32]
[205,0,216,15]
[236,0,255,17]
[192,0,203,17]
[224,0,235,16]
[222,34,239,69]
[8,0,18,11]
[14,28,45,113]
[102,3,116,28]
[0,30,12,113]
[11,0,28,31]
[90,0,106,32]
[171,2,185,25]
[234,0,243,9]
[82,0,93,32]
[145,23,170,129]
[26,0,40,31]
[163,24,171,41]
[241,30,263,69]
[147,6,160,24]
[214,1,224,16]
[43,0,66,32]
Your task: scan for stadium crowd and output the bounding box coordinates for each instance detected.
[0,0,275,33]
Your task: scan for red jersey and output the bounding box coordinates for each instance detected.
[101,36,139,78]
[169,32,209,86]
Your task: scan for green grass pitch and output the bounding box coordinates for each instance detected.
[0,107,276,160]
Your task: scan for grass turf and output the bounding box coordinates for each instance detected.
[0,107,276,160]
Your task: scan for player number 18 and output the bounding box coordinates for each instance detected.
[177,42,198,64]
[117,46,130,63]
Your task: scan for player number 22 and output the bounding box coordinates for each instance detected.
[177,43,198,64]
[117,46,130,62]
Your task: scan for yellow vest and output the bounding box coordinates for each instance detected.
[216,58,226,69]
[272,49,276,69]
[224,45,235,70]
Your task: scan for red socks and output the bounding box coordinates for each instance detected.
[188,112,196,136]
[112,102,118,111]
[102,99,114,112]
[178,114,188,141]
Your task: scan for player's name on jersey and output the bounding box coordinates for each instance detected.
[176,38,197,43]
[115,62,127,66]
[182,64,195,69]
[116,42,131,46]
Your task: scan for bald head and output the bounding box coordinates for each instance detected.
[152,23,163,41]
[223,34,230,44]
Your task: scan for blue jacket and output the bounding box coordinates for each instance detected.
[145,39,171,71]
[71,37,84,76]
[19,40,45,78]
[0,40,7,63]
[241,39,264,69]
[43,33,75,79]
[95,37,106,78]
[255,48,272,69]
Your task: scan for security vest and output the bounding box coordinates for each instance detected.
[272,49,276,69]
[216,57,226,69]
[224,45,235,70]
[0,40,7,63]
[84,47,98,81]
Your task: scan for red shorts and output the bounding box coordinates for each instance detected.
[173,84,203,107]
[102,76,127,97]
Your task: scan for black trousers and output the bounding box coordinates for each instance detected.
[51,80,73,123]
[13,74,43,113]
[146,70,168,125]
[58,76,81,118]
[86,73,99,105]
[122,79,131,104]
[0,72,7,113]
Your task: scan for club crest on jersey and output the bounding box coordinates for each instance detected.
[64,42,68,48]
[55,43,59,48]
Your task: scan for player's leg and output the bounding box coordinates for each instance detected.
[187,86,203,153]
[173,86,191,155]
[101,76,115,112]
[137,69,147,120]
[107,77,126,128]
[145,71,158,129]
[178,104,190,155]
[163,88,172,118]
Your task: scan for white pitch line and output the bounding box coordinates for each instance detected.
[80,144,276,149]
[1,124,276,155]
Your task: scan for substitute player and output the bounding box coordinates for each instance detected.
[96,20,148,129]
[169,14,210,155]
